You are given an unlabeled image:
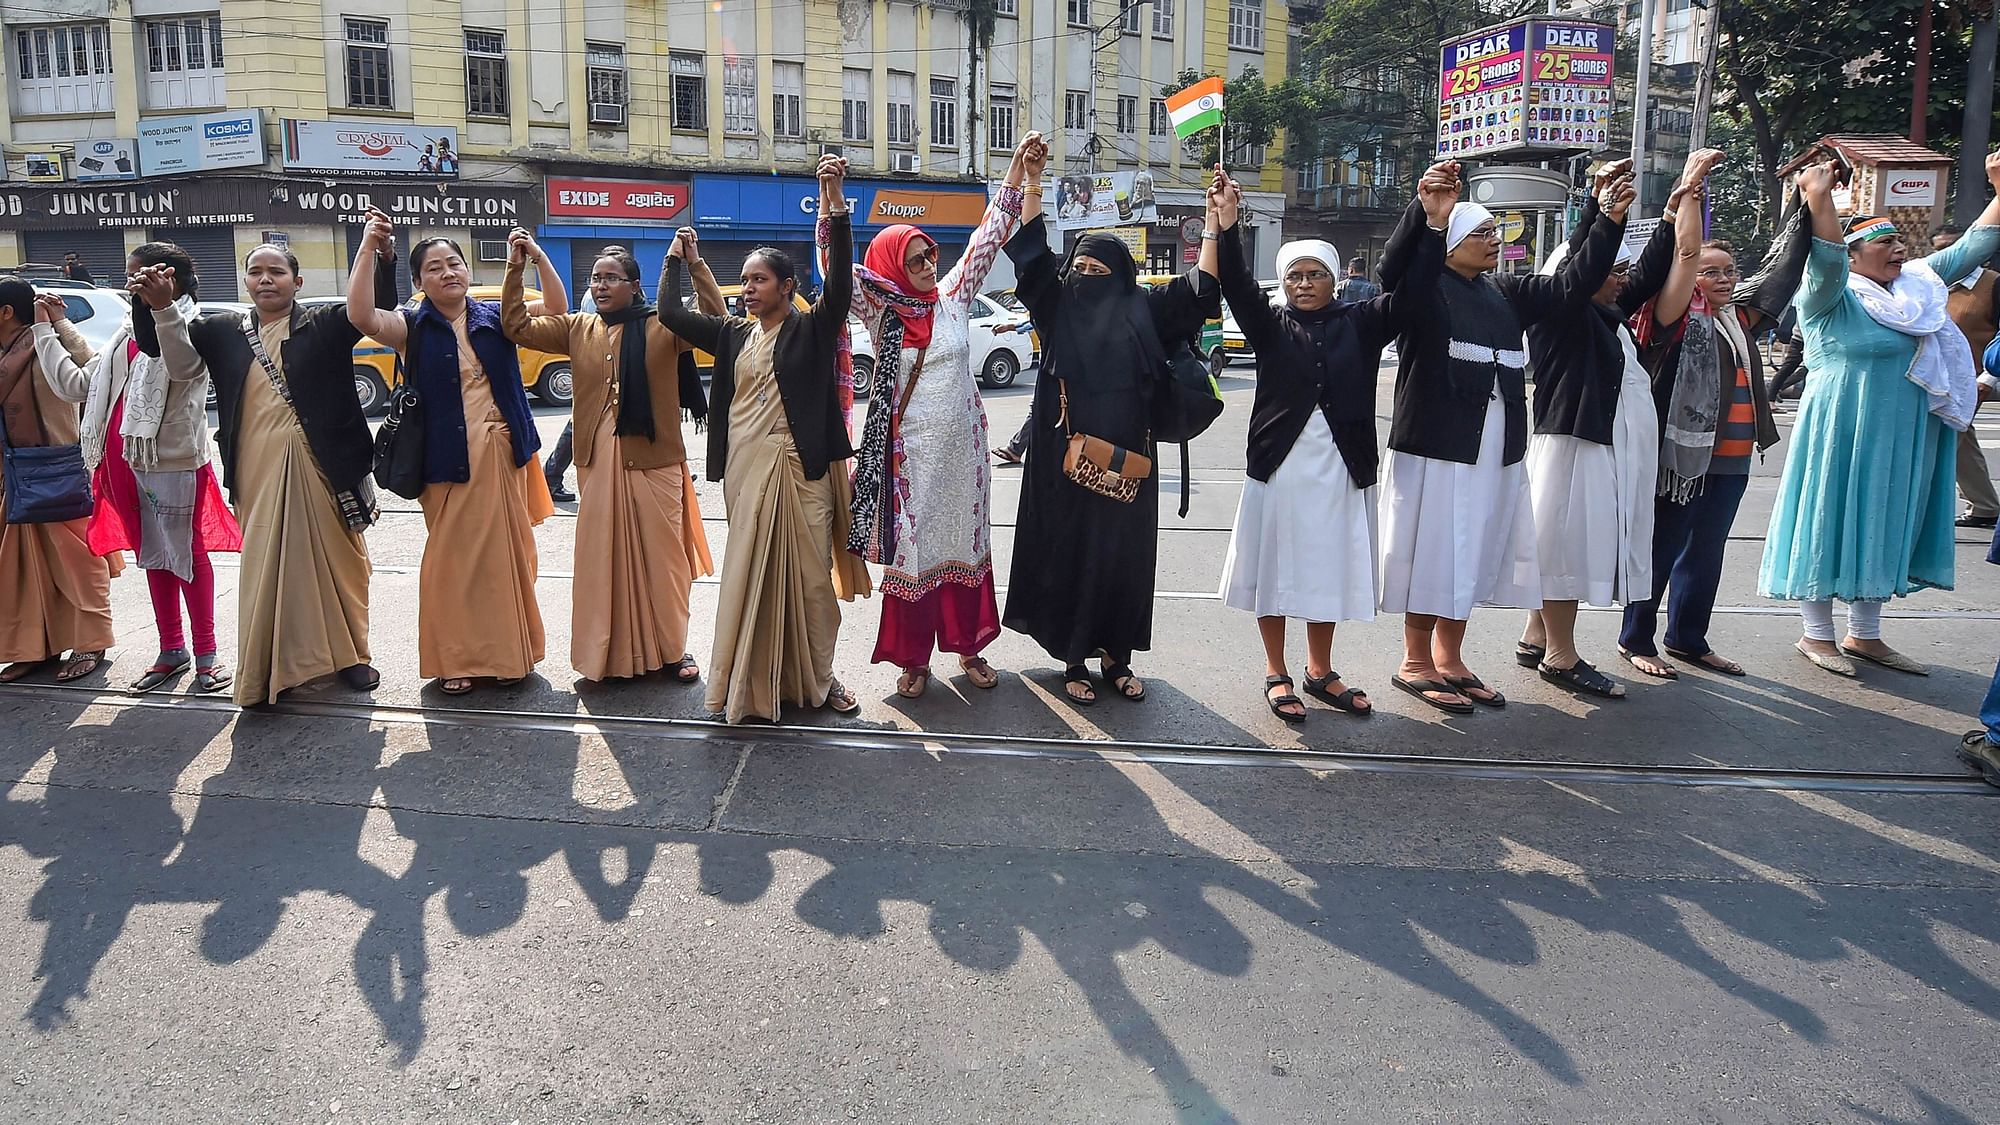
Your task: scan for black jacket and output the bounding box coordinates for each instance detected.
[141,254,395,503]
[1381,204,1621,466]
[1219,202,1440,488]
[660,213,854,482]
[1526,197,1675,444]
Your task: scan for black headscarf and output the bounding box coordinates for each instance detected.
[601,299,659,441]
[1057,235,1165,386]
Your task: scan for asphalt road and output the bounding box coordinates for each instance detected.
[3,363,1998,1123]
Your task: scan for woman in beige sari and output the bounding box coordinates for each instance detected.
[502,234,725,682]
[658,154,866,723]
[348,211,567,694]
[0,279,118,683]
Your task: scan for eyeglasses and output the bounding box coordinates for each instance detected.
[1284,270,1332,285]
[1696,267,1740,280]
[905,247,939,267]
[589,274,634,286]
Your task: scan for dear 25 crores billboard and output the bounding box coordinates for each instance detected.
[1437,24,1528,158]
[1437,19,1615,158]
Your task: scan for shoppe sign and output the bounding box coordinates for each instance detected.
[1437,18,1614,160]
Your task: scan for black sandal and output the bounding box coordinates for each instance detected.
[1303,670,1371,715]
[1539,659,1626,699]
[1442,673,1506,709]
[1063,665,1098,705]
[131,657,191,695]
[1618,647,1679,680]
[1264,675,1306,722]
[667,654,701,683]
[1099,660,1146,701]
[1515,642,1546,669]
[1664,647,1746,677]
[1391,675,1475,714]
[338,663,381,691]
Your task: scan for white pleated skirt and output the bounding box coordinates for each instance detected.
[1524,337,1659,607]
[1379,395,1542,619]
[1219,411,1379,622]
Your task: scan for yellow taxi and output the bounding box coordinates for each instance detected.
[1138,273,1225,371]
[304,286,574,416]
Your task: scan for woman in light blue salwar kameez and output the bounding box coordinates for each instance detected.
[1761,150,2000,677]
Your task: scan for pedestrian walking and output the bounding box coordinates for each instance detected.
[543,420,576,501]
[658,153,867,723]
[1518,154,1708,698]
[1931,225,2000,529]
[502,235,722,685]
[32,244,242,694]
[838,132,1043,698]
[1763,307,1808,404]
[1762,148,2000,678]
[1213,161,1456,722]
[348,212,567,695]
[0,279,118,684]
[997,167,1223,706]
[1619,168,1810,681]
[1375,164,1623,714]
[166,243,392,705]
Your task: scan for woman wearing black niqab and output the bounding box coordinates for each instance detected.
[1001,185,1222,704]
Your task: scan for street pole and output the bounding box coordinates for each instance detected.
[1631,0,1657,211]
[1687,0,1721,151]
[1911,0,1933,144]
[1956,1,1998,225]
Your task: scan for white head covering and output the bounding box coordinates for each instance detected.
[1537,238,1636,277]
[1446,202,1495,253]
[1275,239,1342,285]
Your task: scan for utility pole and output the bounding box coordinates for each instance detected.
[1687,0,1722,151]
[1912,0,1934,144]
[1957,1,1998,225]
[1085,0,1151,173]
[1631,0,1657,211]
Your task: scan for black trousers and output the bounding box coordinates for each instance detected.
[544,420,574,481]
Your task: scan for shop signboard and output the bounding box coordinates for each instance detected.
[138,109,265,176]
[283,119,460,178]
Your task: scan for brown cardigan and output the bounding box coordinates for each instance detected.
[1948,268,1998,361]
[499,257,726,471]
[0,320,92,449]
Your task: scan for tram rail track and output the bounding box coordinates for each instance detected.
[3,682,1988,796]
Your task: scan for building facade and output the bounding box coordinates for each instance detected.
[0,0,1288,301]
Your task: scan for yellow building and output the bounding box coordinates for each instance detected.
[0,0,1288,299]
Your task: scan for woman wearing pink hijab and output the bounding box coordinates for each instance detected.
[827,132,1044,698]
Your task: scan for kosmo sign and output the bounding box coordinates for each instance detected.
[138,109,265,176]
[283,119,459,178]
[1882,169,1940,208]
[545,177,690,222]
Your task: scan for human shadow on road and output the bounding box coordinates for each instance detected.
[8,704,224,1031]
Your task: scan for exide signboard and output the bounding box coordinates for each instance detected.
[544,177,691,222]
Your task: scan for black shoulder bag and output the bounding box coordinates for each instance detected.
[373,310,427,500]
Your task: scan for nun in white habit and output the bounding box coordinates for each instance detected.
[1213,163,1454,721]
[1376,166,1625,714]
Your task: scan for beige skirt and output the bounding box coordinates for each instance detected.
[417,409,554,680]
[0,511,117,664]
[571,410,715,681]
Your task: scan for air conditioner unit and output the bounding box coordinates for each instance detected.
[476,239,508,263]
[589,101,626,126]
[891,151,921,174]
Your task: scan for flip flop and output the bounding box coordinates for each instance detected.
[1839,644,1928,676]
[1664,647,1745,676]
[1618,647,1679,680]
[824,678,860,714]
[1443,672,1506,709]
[1099,660,1146,701]
[1391,675,1474,715]
[131,658,191,695]
[896,667,931,699]
[959,656,999,690]
[1264,675,1307,723]
[55,651,103,683]
[1302,670,1371,715]
[192,665,233,695]
[0,660,48,683]
[437,678,476,695]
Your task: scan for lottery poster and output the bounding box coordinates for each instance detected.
[1523,20,1615,150]
[1437,18,1617,158]
[1435,24,1527,159]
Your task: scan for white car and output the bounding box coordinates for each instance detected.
[1217,281,1281,372]
[967,292,1035,388]
[846,313,877,399]
[40,286,135,353]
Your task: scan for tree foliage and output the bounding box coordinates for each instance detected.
[1158,69,1328,168]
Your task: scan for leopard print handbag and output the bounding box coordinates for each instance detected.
[1057,379,1150,504]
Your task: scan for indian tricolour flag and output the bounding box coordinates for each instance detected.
[1165,77,1225,141]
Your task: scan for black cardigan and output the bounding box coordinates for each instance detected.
[1219,200,1440,488]
[1526,197,1676,444]
[142,254,396,503]
[1380,204,1621,465]
[660,213,854,482]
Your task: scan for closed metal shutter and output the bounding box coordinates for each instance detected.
[147,226,239,303]
[344,224,412,305]
[20,228,126,281]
